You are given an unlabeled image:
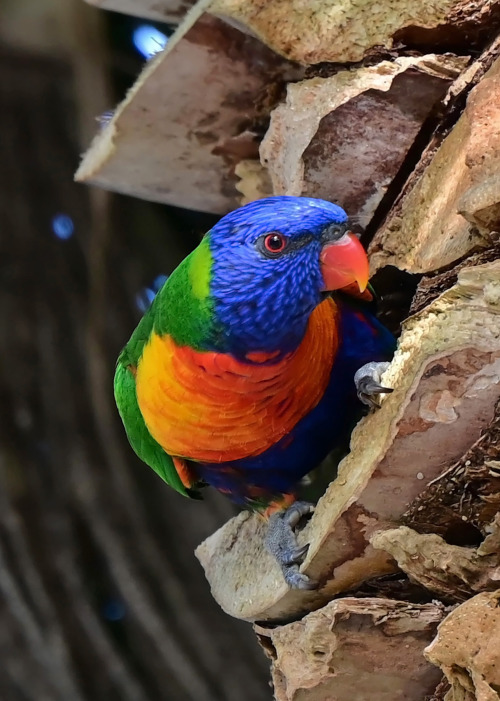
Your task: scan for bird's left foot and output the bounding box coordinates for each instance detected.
[354,361,393,409]
[264,501,317,590]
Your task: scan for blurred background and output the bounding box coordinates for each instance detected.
[0,1,270,698]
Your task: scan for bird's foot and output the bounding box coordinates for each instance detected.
[264,501,317,590]
[354,361,393,409]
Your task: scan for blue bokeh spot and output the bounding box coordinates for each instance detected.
[51,214,74,240]
[132,25,168,60]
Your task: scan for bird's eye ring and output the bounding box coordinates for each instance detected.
[263,232,287,255]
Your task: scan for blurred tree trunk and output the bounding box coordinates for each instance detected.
[0,43,269,701]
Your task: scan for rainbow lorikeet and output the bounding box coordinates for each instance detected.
[114,196,395,588]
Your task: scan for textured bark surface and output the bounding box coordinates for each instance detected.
[76,13,303,213]
[210,0,500,64]
[402,394,500,542]
[258,55,467,227]
[369,43,500,274]
[255,598,445,701]
[425,591,500,700]
[371,527,500,602]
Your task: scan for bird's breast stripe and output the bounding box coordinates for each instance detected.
[136,299,339,463]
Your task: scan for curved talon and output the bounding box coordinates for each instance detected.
[354,361,393,409]
[282,501,314,528]
[265,501,315,589]
[284,567,318,590]
[282,543,309,567]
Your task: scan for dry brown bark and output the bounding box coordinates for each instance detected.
[210,0,500,64]
[371,527,500,602]
[425,591,500,700]
[255,598,445,701]
[369,44,500,274]
[258,55,468,226]
[75,13,304,213]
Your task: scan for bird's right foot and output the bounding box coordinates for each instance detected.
[264,501,317,590]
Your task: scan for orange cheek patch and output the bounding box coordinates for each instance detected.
[136,299,339,463]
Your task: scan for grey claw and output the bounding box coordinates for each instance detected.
[282,501,314,528]
[354,362,393,408]
[284,567,318,590]
[282,543,309,566]
[265,502,315,589]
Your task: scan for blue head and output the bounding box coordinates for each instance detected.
[207,196,367,357]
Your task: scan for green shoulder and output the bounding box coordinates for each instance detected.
[119,234,219,366]
[114,235,218,496]
[154,234,221,349]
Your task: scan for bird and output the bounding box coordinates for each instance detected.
[114,196,395,588]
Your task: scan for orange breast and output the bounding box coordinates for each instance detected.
[136,298,339,463]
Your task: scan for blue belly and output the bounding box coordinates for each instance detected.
[197,300,395,505]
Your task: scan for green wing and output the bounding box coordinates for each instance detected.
[114,360,192,497]
[114,239,217,497]
[114,297,192,497]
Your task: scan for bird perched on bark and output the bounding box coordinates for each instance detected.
[114,196,395,588]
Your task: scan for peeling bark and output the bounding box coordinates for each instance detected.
[371,526,500,602]
[259,55,467,227]
[369,44,500,273]
[76,13,303,213]
[402,396,500,542]
[425,591,500,700]
[255,598,444,701]
[210,0,500,64]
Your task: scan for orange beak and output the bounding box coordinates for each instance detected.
[320,233,369,293]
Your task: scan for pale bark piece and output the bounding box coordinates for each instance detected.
[234,159,272,205]
[425,591,500,701]
[255,597,444,701]
[210,0,500,64]
[75,14,303,213]
[84,0,196,23]
[370,54,500,274]
[371,527,500,602]
[196,260,500,621]
[260,55,467,227]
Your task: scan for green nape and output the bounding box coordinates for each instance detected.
[114,361,193,497]
[154,234,221,350]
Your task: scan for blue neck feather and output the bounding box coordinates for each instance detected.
[210,244,323,357]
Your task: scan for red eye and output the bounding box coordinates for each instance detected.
[264,233,287,254]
